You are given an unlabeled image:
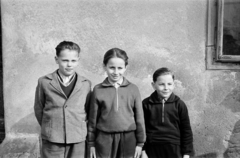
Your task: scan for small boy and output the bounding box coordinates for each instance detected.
[34,41,91,158]
[141,67,193,158]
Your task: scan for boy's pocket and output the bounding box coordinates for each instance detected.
[41,119,52,139]
[80,120,87,138]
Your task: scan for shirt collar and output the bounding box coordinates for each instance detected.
[149,91,177,103]
[107,77,123,88]
[101,77,131,87]
[57,70,76,86]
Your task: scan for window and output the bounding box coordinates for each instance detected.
[206,0,240,69]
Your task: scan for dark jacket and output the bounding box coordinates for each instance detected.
[142,91,193,155]
[87,77,146,147]
[34,70,91,143]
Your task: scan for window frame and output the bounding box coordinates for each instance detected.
[216,0,240,62]
[206,0,240,70]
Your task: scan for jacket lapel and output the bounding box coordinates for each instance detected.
[68,74,84,98]
[47,71,86,99]
[47,70,66,97]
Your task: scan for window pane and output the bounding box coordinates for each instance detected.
[223,0,240,55]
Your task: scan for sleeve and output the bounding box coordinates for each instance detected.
[133,86,146,147]
[179,101,194,155]
[34,78,45,126]
[87,87,99,147]
[142,100,148,151]
[84,80,92,121]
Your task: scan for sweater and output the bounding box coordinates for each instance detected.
[142,91,193,155]
[58,73,77,98]
[87,77,146,147]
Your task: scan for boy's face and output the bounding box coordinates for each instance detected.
[152,74,175,100]
[55,49,79,77]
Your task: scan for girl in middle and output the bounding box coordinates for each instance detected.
[87,48,146,158]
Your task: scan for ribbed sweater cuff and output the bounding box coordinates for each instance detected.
[87,141,95,147]
[137,142,144,147]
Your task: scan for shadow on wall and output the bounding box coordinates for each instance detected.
[224,120,240,158]
[10,113,40,134]
[193,153,217,158]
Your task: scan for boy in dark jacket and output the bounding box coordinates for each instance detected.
[142,67,193,158]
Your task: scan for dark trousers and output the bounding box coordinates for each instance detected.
[145,143,182,158]
[42,139,86,158]
[95,130,136,158]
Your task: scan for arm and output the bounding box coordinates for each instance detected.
[133,87,146,158]
[179,101,193,156]
[84,80,92,121]
[141,100,149,158]
[34,78,45,125]
[133,87,146,147]
[87,87,99,149]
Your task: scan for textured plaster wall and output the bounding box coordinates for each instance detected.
[1,0,240,157]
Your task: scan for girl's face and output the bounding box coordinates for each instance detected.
[152,74,175,100]
[104,57,127,84]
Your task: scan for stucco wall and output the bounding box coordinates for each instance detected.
[1,0,240,157]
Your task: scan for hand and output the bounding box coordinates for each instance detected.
[90,147,96,158]
[141,150,148,158]
[134,146,142,158]
[183,155,190,158]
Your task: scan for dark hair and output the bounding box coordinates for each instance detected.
[55,41,81,56]
[153,67,175,82]
[103,48,128,66]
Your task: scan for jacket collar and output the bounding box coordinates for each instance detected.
[101,77,130,87]
[46,70,87,98]
[149,90,178,103]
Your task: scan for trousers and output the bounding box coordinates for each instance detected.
[95,130,136,158]
[42,139,86,158]
[145,143,182,158]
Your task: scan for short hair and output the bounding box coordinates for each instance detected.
[103,48,128,66]
[55,41,81,56]
[153,67,175,82]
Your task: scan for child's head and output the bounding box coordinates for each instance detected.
[55,41,81,57]
[103,48,128,83]
[55,41,80,77]
[152,67,175,100]
[103,48,128,66]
